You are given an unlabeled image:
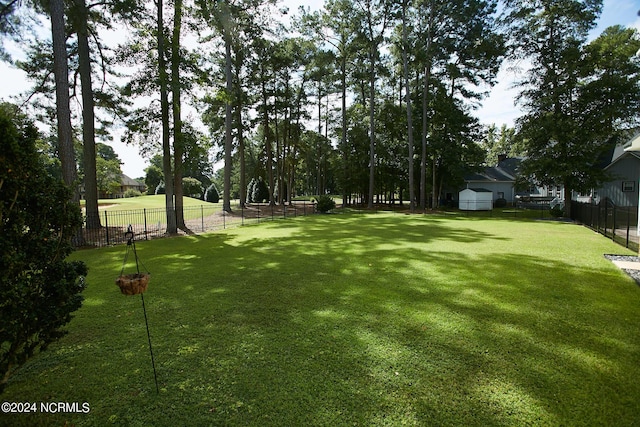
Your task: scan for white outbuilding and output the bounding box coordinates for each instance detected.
[459,188,493,211]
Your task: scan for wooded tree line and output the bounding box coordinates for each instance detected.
[1,0,639,233]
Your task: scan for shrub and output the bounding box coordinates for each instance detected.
[123,189,143,198]
[494,198,507,208]
[550,206,564,218]
[246,178,256,203]
[183,177,203,199]
[315,195,336,213]
[0,104,87,393]
[144,165,163,195]
[205,183,220,203]
[252,177,270,203]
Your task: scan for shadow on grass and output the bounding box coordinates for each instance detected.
[2,214,639,426]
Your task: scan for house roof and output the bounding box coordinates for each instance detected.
[465,158,522,183]
[121,174,144,187]
[595,132,640,170]
[604,150,640,171]
[624,132,640,152]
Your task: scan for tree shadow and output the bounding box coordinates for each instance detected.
[3,214,640,426]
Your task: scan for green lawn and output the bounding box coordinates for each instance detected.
[95,195,220,211]
[2,213,639,426]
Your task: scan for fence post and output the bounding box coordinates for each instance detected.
[223,208,226,229]
[201,205,204,232]
[104,210,109,245]
[627,208,631,248]
[144,208,148,240]
[612,206,616,242]
[241,204,244,226]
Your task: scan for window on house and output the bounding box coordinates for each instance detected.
[497,192,504,199]
[622,181,635,192]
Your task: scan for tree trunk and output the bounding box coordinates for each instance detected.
[157,0,177,234]
[432,153,437,209]
[172,0,185,229]
[235,54,246,208]
[367,43,376,209]
[402,0,415,212]
[75,0,100,229]
[262,73,274,206]
[223,33,233,213]
[50,0,77,196]
[420,8,433,210]
[51,0,81,245]
[341,55,348,207]
[563,184,572,217]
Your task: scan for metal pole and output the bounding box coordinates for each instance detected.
[144,208,148,241]
[140,293,159,394]
[104,210,109,245]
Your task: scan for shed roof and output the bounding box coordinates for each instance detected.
[462,188,493,193]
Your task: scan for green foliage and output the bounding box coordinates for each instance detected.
[505,2,640,209]
[95,156,122,197]
[246,178,256,203]
[0,104,87,393]
[252,177,270,203]
[144,165,163,195]
[182,177,203,199]
[204,183,220,203]
[482,125,522,165]
[123,189,143,198]
[314,194,336,213]
[550,205,565,218]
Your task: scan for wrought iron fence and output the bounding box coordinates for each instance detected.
[80,201,315,248]
[571,200,639,252]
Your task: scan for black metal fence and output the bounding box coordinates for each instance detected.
[571,200,639,252]
[80,201,315,248]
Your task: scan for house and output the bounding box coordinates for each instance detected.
[464,155,520,205]
[576,133,640,206]
[116,174,147,198]
[462,155,565,208]
[95,174,147,199]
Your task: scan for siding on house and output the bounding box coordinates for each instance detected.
[578,133,640,207]
[598,152,640,206]
[463,157,520,204]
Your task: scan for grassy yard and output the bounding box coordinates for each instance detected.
[94,195,220,211]
[2,213,639,426]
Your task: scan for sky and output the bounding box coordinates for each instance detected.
[0,0,639,179]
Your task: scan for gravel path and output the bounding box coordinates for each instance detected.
[604,254,640,285]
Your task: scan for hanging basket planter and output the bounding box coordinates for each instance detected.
[115,225,159,393]
[116,273,150,295]
[117,226,151,296]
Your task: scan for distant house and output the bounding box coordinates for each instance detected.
[96,174,146,199]
[463,155,520,205]
[576,133,640,206]
[462,155,564,208]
